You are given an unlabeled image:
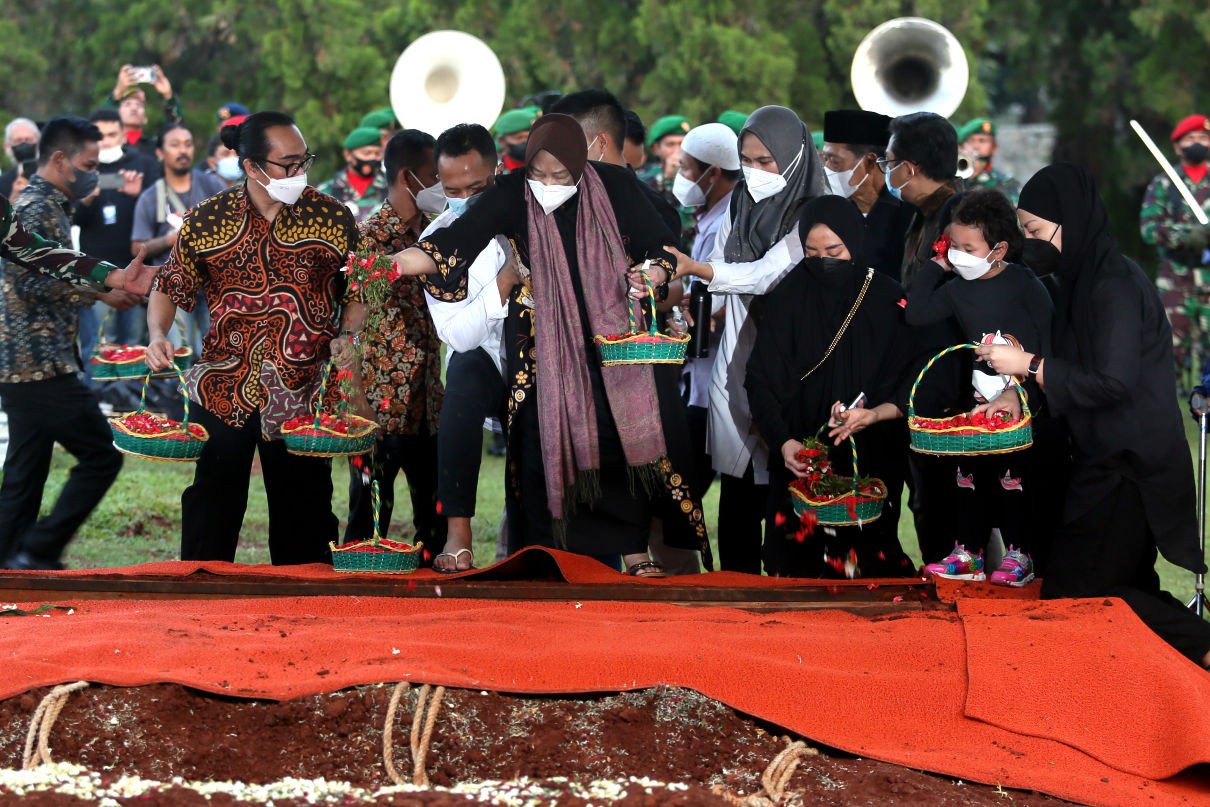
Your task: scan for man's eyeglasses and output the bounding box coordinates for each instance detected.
[261,152,317,178]
[875,158,905,172]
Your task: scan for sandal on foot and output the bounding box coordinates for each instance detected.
[433,547,475,574]
[625,560,667,578]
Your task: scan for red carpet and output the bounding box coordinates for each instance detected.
[0,550,1206,806]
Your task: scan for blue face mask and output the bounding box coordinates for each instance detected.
[446,196,470,216]
[884,162,912,201]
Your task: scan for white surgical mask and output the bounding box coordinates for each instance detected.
[672,171,710,208]
[948,246,996,280]
[217,156,243,181]
[409,171,447,215]
[255,166,307,205]
[527,178,578,215]
[743,144,802,203]
[98,145,124,165]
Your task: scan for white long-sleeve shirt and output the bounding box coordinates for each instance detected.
[421,209,510,376]
[703,212,804,484]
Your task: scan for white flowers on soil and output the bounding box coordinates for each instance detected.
[0,763,696,804]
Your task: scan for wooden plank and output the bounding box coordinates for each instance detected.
[0,572,943,613]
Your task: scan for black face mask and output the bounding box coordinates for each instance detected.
[10,142,36,162]
[505,142,528,162]
[1182,143,1209,166]
[1022,238,1061,277]
[353,158,381,178]
[804,256,856,276]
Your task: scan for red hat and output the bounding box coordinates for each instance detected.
[220,114,247,132]
[1171,114,1210,142]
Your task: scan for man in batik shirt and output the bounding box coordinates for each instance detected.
[147,112,358,565]
[0,117,141,570]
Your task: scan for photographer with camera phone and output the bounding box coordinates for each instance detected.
[104,64,183,160]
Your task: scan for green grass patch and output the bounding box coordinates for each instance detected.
[27,422,1206,602]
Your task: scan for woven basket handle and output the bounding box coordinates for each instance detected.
[136,365,192,428]
[907,342,1035,419]
[312,360,349,431]
[91,310,111,357]
[371,479,383,544]
[811,423,861,487]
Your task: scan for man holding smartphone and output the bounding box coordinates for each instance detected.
[105,64,182,160]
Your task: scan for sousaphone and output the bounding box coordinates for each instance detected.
[389,30,506,137]
[850,17,968,118]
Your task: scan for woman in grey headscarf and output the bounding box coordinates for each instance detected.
[666,105,827,574]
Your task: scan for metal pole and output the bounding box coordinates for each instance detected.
[1189,411,1209,616]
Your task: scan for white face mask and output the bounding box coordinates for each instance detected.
[255,166,307,205]
[743,144,803,203]
[98,145,124,165]
[527,178,579,215]
[409,170,447,215]
[672,170,712,208]
[825,164,870,199]
[948,246,997,281]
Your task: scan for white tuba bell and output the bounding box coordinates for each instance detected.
[850,17,969,118]
[389,30,506,137]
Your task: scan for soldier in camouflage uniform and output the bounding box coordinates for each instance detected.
[317,127,387,223]
[1140,113,1210,375]
[956,118,1020,205]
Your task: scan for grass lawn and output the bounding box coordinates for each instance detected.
[33,417,1208,603]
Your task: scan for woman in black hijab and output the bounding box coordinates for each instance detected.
[978,163,1210,667]
[746,195,918,578]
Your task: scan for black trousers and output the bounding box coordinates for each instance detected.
[345,430,445,546]
[685,404,715,503]
[908,452,963,565]
[181,407,337,565]
[718,464,768,574]
[1042,477,1210,665]
[437,348,506,518]
[0,375,122,564]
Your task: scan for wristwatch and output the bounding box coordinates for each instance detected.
[1028,355,1043,375]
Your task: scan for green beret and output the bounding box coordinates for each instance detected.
[811,130,824,149]
[956,118,996,143]
[359,108,396,130]
[646,115,692,148]
[343,127,381,151]
[494,107,539,137]
[716,110,748,136]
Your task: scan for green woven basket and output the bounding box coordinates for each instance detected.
[594,266,689,366]
[110,368,208,462]
[908,343,1033,456]
[330,481,424,573]
[282,361,379,457]
[91,345,193,381]
[787,432,886,527]
[596,332,690,366]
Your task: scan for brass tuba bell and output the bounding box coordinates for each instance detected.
[389,31,507,137]
[850,17,969,118]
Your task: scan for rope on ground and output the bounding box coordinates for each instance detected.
[381,681,447,788]
[22,681,90,770]
[711,737,819,806]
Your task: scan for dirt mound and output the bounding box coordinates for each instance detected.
[0,684,1072,805]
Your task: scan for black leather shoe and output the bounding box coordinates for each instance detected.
[3,551,64,571]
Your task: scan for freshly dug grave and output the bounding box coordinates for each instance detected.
[0,683,1074,805]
